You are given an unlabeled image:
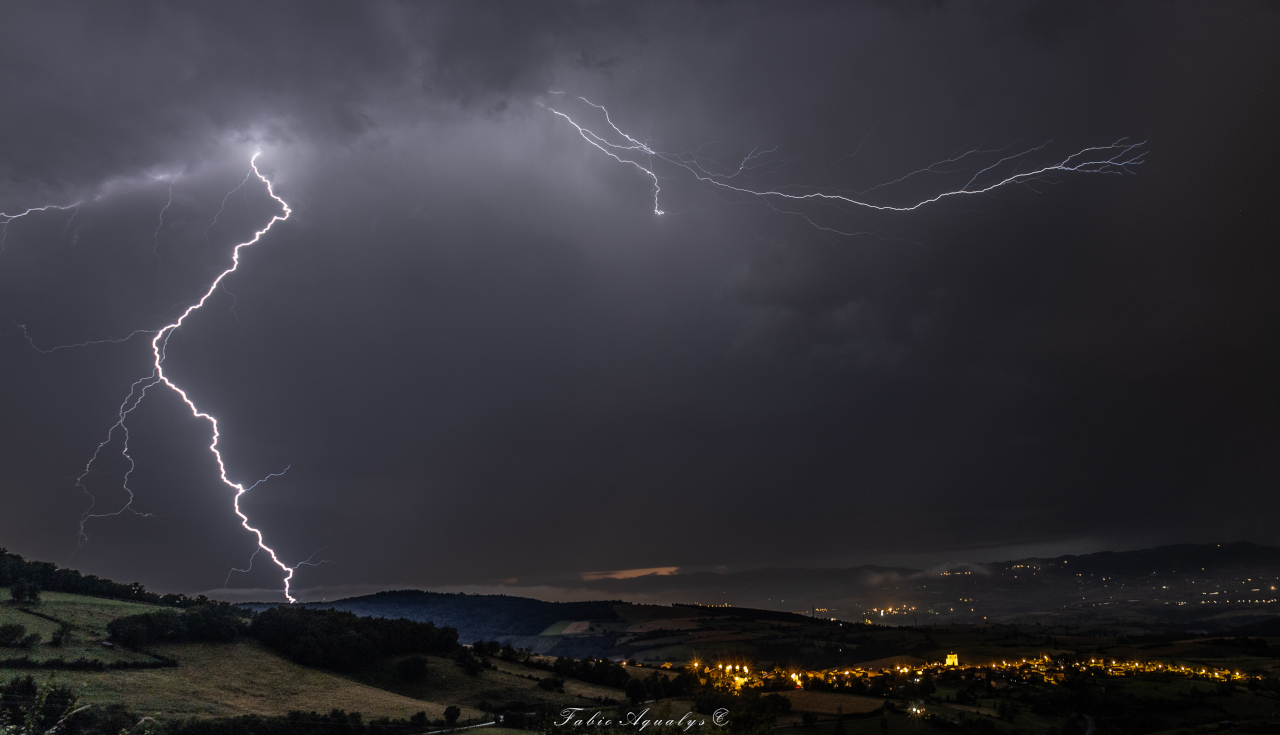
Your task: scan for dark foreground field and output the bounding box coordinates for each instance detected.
[5,584,1280,735]
[4,541,1280,735]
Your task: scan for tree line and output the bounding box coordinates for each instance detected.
[107,605,459,674]
[105,603,250,648]
[2,548,210,608]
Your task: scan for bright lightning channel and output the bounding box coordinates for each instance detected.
[141,152,301,601]
[21,153,303,602]
[544,94,1147,229]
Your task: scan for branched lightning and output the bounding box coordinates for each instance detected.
[62,205,80,240]
[11,98,1146,606]
[141,152,299,599]
[543,95,666,215]
[224,542,327,590]
[1,203,81,252]
[76,373,162,540]
[225,547,260,588]
[17,323,155,354]
[205,169,253,248]
[153,177,176,257]
[544,95,1147,230]
[28,152,303,602]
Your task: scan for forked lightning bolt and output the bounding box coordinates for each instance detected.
[10,98,1146,606]
[76,374,161,535]
[140,152,300,600]
[15,153,304,602]
[544,94,1147,230]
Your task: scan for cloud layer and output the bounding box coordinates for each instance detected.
[0,1,1277,599]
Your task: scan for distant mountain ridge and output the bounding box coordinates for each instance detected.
[245,542,1280,649]
[987,542,1280,578]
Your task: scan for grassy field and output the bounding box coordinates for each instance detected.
[358,653,626,714]
[0,603,61,639]
[5,588,1275,732]
[0,590,168,665]
[7,641,473,720]
[780,690,884,714]
[0,591,496,720]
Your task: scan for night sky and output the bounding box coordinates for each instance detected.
[1,2,1277,603]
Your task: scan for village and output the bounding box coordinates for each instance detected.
[692,652,1262,692]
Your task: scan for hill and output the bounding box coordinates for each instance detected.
[0,588,474,719]
[4,551,1280,735]
[243,590,621,643]
[261,543,1280,654]
[0,586,642,725]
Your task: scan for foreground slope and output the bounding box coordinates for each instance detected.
[11,641,474,720]
[0,589,485,720]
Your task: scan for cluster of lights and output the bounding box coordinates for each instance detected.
[694,653,1261,696]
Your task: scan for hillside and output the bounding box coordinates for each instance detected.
[543,543,1280,630]
[0,589,470,719]
[261,543,1280,656]
[11,641,469,720]
[4,563,1280,735]
[243,590,621,643]
[2,588,623,721]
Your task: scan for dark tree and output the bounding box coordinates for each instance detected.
[0,624,26,647]
[107,604,248,649]
[397,655,428,682]
[252,607,458,673]
[0,675,76,732]
[919,675,937,697]
[8,579,39,604]
[0,624,39,649]
[444,706,461,725]
[0,548,199,606]
[454,647,483,676]
[763,693,791,713]
[538,676,564,692]
[625,678,648,705]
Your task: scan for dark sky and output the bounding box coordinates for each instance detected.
[0,1,1277,602]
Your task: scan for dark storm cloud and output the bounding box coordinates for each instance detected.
[0,1,1277,601]
[0,1,638,191]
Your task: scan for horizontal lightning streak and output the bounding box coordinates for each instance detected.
[1,203,82,252]
[546,95,1146,225]
[18,324,155,354]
